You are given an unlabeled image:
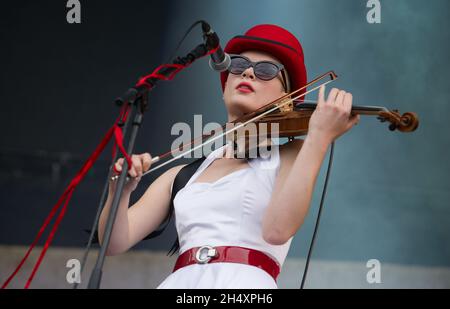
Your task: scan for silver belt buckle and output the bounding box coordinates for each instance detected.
[195,245,218,264]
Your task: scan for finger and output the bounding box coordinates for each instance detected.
[327,88,340,104]
[128,165,137,178]
[142,153,152,172]
[139,155,147,173]
[335,90,346,106]
[317,85,326,106]
[343,92,353,115]
[114,158,124,173]
[114,162,121,173]
[132,155,143,176]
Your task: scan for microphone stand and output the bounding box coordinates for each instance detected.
[73,101,132,289]
[87,92,146,289]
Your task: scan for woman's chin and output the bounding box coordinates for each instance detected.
[230,102,255,116]
[231,96,258,107]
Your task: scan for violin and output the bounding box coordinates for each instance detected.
[136,70,419,178]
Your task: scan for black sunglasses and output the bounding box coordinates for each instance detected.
[228,54,288,90]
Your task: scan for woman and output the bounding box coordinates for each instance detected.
[98,24,359,288]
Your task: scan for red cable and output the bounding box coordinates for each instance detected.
[2,106,131,289]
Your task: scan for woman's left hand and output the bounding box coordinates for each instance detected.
[307,85,360,144]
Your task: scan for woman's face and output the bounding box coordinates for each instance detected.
[223,50,287,122]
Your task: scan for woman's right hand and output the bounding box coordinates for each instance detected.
[109,153,153,193]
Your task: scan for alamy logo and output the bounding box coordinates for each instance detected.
[66,259,81,284]
[366,0,381,24]
[170,115,279,160]
[66,0,81,24]
[366,259,382,284]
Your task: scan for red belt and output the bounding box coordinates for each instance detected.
[173,245,281,281]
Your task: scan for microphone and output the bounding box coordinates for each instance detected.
[201,21,231,72]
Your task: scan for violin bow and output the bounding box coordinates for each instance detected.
[134,71,338,179]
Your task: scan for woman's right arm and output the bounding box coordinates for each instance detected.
[98,153,185,255]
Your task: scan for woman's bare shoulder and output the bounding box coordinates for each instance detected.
[154,164,187,186]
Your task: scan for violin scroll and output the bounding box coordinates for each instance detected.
[377,110,419,132]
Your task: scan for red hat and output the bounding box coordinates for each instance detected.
[220,24,307,100]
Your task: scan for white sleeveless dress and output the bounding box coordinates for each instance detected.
[157,142,293,289]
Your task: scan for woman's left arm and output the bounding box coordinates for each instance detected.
[262,86,360,245]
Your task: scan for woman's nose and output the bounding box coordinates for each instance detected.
[241,67,255,80]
